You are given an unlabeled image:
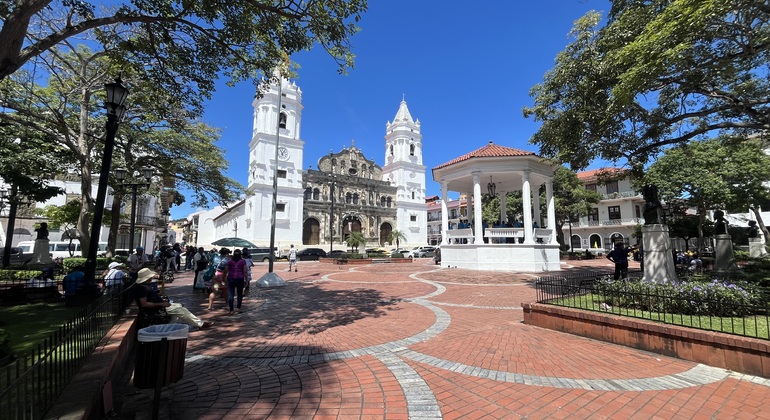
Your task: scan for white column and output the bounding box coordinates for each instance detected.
[473,173,483,244]
[522,171,534,244]
[546,180,556,244]
[466,191,473,225]
[440,181,449,245]
[498,191,507,225]
[532,182,541,227]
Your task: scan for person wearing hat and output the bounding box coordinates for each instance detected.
[134,268,213,330]
[102,261,127,291]
[127,246,149,283]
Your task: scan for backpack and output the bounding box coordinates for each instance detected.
[203,254,221,283]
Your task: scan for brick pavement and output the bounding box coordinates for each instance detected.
[113,257,770,419]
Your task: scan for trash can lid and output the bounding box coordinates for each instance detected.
[138,323,190,342]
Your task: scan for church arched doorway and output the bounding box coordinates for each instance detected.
[303,218,320,245]
[341,216,362,242]
[379,223,392,246]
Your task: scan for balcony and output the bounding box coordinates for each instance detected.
[119,215,163,228]
[602,191,642,200]
[571,218,644,228]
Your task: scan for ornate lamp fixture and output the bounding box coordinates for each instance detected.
[487,176,496,197]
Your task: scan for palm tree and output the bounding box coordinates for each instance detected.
[387,229,408,249]
[346,231,366,253]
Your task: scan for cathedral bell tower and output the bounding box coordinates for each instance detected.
[382,100,427,246]
[245,73,304,246]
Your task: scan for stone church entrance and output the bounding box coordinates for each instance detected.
[302,218,321,245]
[341,216,362,242]
[379,222,392,246]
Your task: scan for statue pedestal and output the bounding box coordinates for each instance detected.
[642,224,678,284]
[34,239,53,264]
[714,234,738,272]
[748,237,766,258]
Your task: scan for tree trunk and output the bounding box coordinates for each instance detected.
[750,206,770,246]
[106,192,124,257]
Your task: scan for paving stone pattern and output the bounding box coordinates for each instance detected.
[114,258,770,419]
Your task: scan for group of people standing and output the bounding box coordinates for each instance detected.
[192,247,254,315]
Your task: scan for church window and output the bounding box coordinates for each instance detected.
[410,144,415,156]
[313,188,320,200]
[304,188,312,201]
[277,170,287,179]
[380,196,386,207]
[353,193,359,204]
[361,164,366,172]
[411,192,415,200]
[389,145,393,156]
[346,192,352,204]
[276,203,286,212]
[279,112,287,129]
[410,215,417,222]
[386,197,392,208]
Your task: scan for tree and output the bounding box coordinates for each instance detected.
[0,46,243,258]
[346,231,365,253]
[387,229,407,249]
[0,1,367,102]
[547,166,603,250]
[524,1,770,170]
[639,136,770,248]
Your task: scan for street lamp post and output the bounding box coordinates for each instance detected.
[568,213,574,256]
[85,77,129,283]
[328,153,336,254]
[115,167,153,253]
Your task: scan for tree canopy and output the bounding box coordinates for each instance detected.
[0,1,367,111]
[524,0,770,170]
[639,136,770,246]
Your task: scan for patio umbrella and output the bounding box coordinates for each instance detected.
[211,237,258,248]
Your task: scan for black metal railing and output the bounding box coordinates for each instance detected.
[535,271,769,340]
[0,285,134,419]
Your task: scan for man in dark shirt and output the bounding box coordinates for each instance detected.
[606,242,630,280]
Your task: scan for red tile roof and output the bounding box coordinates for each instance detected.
[577,167,629,181]
[433,141,535,170]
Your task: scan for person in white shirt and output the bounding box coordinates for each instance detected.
[288,244,298,272]
[127,246,150,283]
[102,261,128,291]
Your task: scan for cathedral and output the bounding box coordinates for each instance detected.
[204,75,428,250]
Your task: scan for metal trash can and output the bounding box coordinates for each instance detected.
[134,323,189,389]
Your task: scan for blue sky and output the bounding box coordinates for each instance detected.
[172,0,612,219]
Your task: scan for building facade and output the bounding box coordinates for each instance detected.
[426,195,468,245]
[196,76,428,251]
[302,146,397,247]
[567,168,646,252]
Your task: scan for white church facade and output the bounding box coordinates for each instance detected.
[194,76,427,251]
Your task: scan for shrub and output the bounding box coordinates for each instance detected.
[342,253,364,259]
[594,276,763,317]
[734,250,750,261]
[62,257,110,271]
[391,252,404,258]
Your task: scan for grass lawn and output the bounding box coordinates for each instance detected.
[548,294,770,339]
[0,303,83,357]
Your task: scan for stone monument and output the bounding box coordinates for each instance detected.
[34,222,53,264]
[712,210,738,272]
[747,220,767,258]
[641,185,678,283]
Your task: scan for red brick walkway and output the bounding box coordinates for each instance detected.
[117,258,770,419]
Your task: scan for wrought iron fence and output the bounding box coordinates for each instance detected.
[535,271,770,340]
[0,285,134,419]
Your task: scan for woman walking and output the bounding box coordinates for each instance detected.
[241,247,254,294]
[223,248,247,314]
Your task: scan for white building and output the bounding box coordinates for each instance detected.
[195,75,428,250]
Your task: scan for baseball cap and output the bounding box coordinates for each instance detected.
[108,261,124,269]
[136,246,144,251]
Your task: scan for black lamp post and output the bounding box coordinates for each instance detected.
[568,213,574,255]
[85,77,129,283]
[115,167,153,253]
[328,153,336,254]
[487,176,496,197]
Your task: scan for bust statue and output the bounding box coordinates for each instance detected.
[35,222,49,240]
[748,220,759,238]
[714,210,728,235]
[642,185,663,225]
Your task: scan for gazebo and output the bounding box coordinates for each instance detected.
[432,141,560,272]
